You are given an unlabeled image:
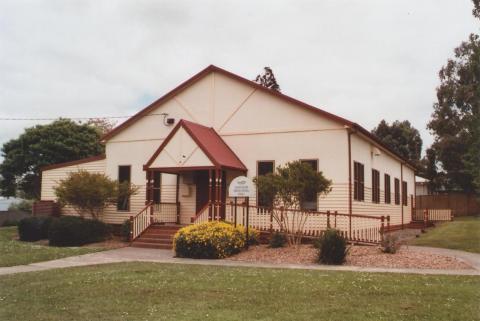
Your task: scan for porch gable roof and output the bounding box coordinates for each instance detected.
[144,119,247,172]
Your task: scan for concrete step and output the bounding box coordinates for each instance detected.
[138,234,174,241]
[142,231,177,237]
[131,242,172,249]
[136,237,172,245]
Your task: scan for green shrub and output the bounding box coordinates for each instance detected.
[2,219,19,227]
[121,219,131,241]
[8,199,33,212]
[381,234,400,254]
[18,217,53,241]
[269,231,287,248]
[316,229,348,265]
[48,216,111,246]
[174,221,246,259]
[236,225,260,245]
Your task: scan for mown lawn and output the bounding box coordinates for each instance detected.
[411,216,480,253]
[0,227,103,267]
[0,262,478,321]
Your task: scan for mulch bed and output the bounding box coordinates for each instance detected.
[228,244,473,270]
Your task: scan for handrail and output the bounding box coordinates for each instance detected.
[225,202,388,244]
[130,201,153,241]
[192,202,211,224]
[237,203,383,220]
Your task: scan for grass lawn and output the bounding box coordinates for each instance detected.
[0,263,478,321]
[410,216,480,253]
[0,226,104,267]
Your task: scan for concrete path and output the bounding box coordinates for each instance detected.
[1,246,479,277]
[407,245,480,270]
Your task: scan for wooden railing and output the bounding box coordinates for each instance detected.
[191,203,211,224]
[153,202,180,224]
[413,208,453,222]
[130,201,153,241]
[224,202,389,244]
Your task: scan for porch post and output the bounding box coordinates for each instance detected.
[208,169,213,221]
[145,170,152,205]
[217,169,223,221]
[215,168,220,220]
[175,174,180,224]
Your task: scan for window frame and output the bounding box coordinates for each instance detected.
[384,174,391,204]
[402,181,408,206]
[300,159,319,211]
[353,161,365,201]
[371,169,380,204]
[256,160,275,208]
[117,165,132,211]
[394,178,400,205]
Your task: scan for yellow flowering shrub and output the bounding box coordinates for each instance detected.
[173,221,258,259]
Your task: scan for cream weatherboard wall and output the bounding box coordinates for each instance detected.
[40,69,415,226]
[349,133,415,226]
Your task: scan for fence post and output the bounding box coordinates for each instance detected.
[334,211,337,228]
[387,215,390,233]
[280,206,284,232]
[129,215,134,242]
[380,215,385,242]
[176,202,180,224]
[327,210,331,229]
[423,209,427,229]
[269,208,273,233]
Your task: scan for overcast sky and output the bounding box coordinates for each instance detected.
[0,0,478,159]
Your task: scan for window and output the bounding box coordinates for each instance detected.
[301,159,318,211]
[257,161,274,207]
[153,172,161,204]
[384,174,391,204]
[371,169,380,203]
[394,178,400,205]
[117,165,131,211]
[402,181,408,206]
[353,162,364,201]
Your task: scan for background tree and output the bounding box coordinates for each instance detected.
[255,161,332,246]
[84,118,117,136]
[427,31,479,192]
[54,171,138,219]
[0,119,104,199]
[371,120,423,167]
[254,67,281,92]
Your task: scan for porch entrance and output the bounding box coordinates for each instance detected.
[195,170,227,219]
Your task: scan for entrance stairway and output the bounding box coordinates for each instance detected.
[131,224,182,249]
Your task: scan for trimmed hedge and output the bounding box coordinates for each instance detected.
[315,229,349,265]
[48,216,111,246]
[174,221,256,259]
[269,231,287,248]
[18,217,54,242]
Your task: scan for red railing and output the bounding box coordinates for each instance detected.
[223,202,389,244]
[130,201,153,241]
[191,202,211,224]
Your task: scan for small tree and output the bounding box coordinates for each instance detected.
[54,171,138,219]
[255,161,332,246]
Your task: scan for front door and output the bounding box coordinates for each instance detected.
[195,170,210,213]
[195,170,226,218]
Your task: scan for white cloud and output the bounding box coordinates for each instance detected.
[0,0,478,157]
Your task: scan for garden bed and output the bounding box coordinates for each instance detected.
[228,244,473,270]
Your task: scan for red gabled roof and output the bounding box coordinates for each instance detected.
[40,155,106,172]
[103,65,416,170]
[144,119,247,171]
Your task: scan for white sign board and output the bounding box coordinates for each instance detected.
[228,176,255,198]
